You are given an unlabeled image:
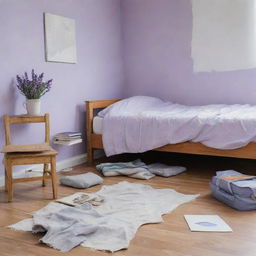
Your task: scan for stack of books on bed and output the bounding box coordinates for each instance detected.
[53,132,82,146]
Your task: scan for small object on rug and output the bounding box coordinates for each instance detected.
[96,159,155,180]
[8,181,199,252]
[210,170,256,210]
[56,192,104,206]
[60,172,103,189]
[147,163,186,177]
[184,215,232,232]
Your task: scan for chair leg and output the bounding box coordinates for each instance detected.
[42,164,48,187]
[50,157,58,199]
[6,159,13,202]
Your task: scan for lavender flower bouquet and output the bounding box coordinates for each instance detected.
[16,69,52,99]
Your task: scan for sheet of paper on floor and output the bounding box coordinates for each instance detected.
[184,215,232,232]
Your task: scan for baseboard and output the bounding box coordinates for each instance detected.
[0,150,105,188]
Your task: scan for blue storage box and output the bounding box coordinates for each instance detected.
[210,170,256,211]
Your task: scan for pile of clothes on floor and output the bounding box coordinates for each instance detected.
[96,159,186,179]
[59,159,187,190]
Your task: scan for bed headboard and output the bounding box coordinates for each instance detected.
[85,99,122,135]
[85,99,122,164]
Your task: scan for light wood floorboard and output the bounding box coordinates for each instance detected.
[1,153,256,256]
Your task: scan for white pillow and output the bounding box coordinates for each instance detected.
[97,96,164,118]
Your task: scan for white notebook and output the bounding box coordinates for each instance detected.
[184,215,232,232]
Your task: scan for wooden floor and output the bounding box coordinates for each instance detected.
[1,152,256,256]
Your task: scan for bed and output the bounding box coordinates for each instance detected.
[86,97,256,165]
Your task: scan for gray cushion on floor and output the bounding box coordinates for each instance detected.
[60,172,103,189]
[147,163,186,177]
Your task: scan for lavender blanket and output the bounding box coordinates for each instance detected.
[99,96,256,156]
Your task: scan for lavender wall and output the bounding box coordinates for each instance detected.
[122,0,256,105]
[3,0,256,178]
[0,0,124,176]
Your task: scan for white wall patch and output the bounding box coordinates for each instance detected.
[192,0,256,72]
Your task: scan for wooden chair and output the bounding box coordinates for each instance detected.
[2,114,58,202]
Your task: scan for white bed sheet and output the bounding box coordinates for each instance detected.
[98,96,256,156]
[93,116,103,134]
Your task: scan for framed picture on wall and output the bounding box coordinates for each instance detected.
[44,13,77,63]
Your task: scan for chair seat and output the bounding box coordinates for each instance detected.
[5,148,57,159]
[2,143,53,153]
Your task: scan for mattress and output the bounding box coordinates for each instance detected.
[93,116,103,134]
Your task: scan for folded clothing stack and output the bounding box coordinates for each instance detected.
[210,170,256,210]
[53,132,82,146]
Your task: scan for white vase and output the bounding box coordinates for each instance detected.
[24,99,41,116]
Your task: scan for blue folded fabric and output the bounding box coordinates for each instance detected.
[60,172,103,189]
[147,163,186,177]
[210,170,256,210]
[96,159,155,180]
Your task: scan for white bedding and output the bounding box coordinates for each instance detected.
[98,96,256,156]
[93,116,103,134]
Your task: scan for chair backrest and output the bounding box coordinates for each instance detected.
[3,114,50,145]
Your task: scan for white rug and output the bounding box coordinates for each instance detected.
[8,181,199,252]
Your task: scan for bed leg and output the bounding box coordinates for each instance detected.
[86,100,94,166]
[87,147,94,166]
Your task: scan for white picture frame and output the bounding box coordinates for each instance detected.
[44,13,77,63]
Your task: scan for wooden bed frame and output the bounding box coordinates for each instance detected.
[86,99,256,165]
